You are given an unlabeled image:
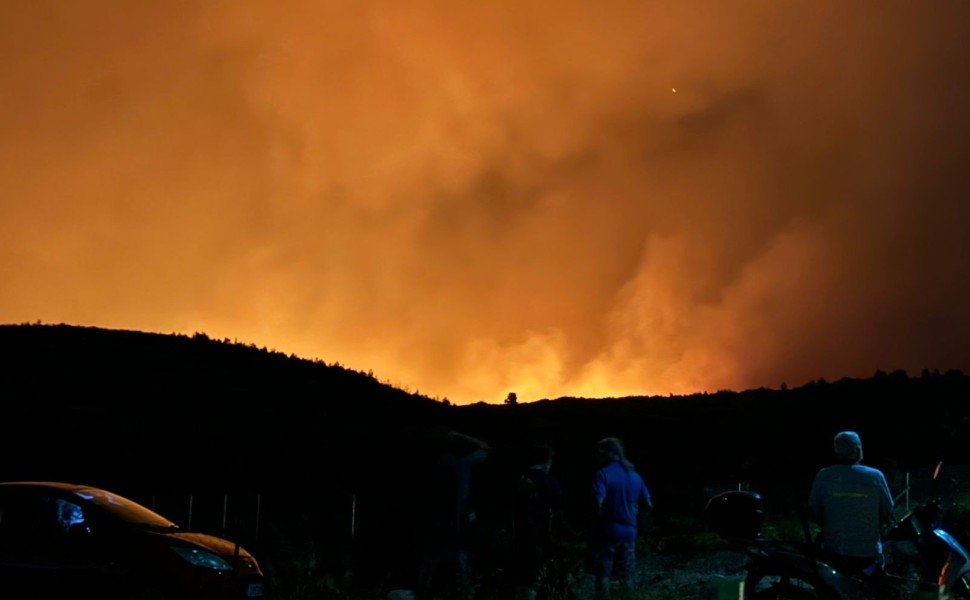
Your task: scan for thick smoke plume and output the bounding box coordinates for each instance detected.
[2,1,968,402]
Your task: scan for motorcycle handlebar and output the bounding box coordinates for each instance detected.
[885,495,946,539]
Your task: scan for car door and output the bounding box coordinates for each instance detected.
[0,488,117,598]
[0,487,73,597]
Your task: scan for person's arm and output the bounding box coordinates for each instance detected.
[637,479,654,533]
[807,475,823,526]
[641,480,653,511]
[876,471,894,527]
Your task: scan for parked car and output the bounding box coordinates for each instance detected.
[0,481,264,599]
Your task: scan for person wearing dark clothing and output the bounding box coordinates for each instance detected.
[586,437,652,600]
[809,431,894,578]
[413,429,491,600]
[510,443,563,600]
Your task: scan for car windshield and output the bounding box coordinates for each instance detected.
[73,487,177,528]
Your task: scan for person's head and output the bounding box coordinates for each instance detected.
[525,443,554,471]
[833,431,863,464]
[419,426,490,464]
[596,437,634,470]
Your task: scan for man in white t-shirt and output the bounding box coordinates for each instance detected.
[808,431,894,577]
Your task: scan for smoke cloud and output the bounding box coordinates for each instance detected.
[2,1,969,403]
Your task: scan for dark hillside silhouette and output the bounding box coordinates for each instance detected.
[0,323,450,492]
[2,324,968,499]
[2,323,969,597]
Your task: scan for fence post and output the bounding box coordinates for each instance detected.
[254,494,261,545]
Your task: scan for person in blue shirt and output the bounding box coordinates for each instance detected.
[808,431,894,577]
[586,437,653,599]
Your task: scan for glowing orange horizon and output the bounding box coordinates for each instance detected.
[2,2,968,405]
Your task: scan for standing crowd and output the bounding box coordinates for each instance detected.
[387,428,895,600]
[386,432,653,600]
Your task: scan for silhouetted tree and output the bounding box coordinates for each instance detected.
[505,392,518,405]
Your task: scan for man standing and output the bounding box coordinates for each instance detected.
[808,431,894,577]
[511,442,563,600]
[398,427,490,600]
[587,437,653,600]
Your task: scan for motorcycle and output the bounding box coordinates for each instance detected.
[704,462,970,599]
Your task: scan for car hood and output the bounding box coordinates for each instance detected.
[161,531,257,563]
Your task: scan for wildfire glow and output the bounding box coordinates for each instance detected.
[1,1,969,404]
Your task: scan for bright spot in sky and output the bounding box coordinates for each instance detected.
[672,88,677,93]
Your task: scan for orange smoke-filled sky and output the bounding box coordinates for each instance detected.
[2,1,969,404]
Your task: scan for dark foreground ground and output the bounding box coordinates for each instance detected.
[265,544,751,600]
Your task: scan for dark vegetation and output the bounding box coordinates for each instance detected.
[1,323,969,598]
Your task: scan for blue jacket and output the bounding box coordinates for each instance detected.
[592,461,652,543]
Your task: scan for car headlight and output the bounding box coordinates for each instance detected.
[170,546,234,570]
